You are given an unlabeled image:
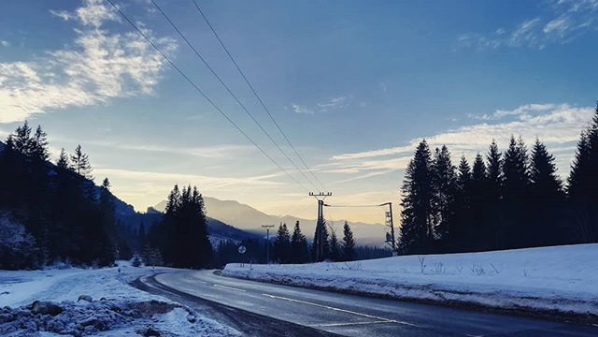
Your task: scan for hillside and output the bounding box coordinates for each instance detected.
[155,197,389,246]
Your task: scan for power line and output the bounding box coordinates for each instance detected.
[104,0,308,192]
[324,204,385,208]
[150,0,319,191]
[192,0,327,192]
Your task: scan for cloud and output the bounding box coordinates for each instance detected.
[317,96,351,110]
[0,0,176,124]
[459,0,598,50]
[291,95,353,115]
[290,104,314,115]
[87,141,255,158]
[328,103,595,180]
[0,40,9,47]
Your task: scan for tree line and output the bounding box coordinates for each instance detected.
[398,105,598,255]
[0,122,214,270]
[213,220,388,267]
[0,122,116,268]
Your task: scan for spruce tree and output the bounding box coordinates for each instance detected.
[529,139,565,246]
[430,145,457,251]
[311,219,330,262]
[70,145,93,180]
[568,103,598,242]
[290,221,309,263]
[329,225,341,262]
[470,153,491,251]
[398,140,434,254]
[501,136,531,248]
[341,221,356,261]
[486,140,503,249]
[56,149,71,170]
[452,156,472,252]
[274,223,291,263]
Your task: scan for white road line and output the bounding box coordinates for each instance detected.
[261,293,424,328]
[592,324,598,328]
[312,320,394,328]
[213,284,247,292]
[465,334,484,337]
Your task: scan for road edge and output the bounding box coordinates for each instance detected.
[218,270,598,326]
[130,272,342,337]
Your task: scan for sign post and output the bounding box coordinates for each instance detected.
[238,245,246,267]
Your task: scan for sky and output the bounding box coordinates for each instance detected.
[0,0,597,224]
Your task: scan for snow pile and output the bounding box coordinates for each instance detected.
[0,263,240,336]
[224,244,598,319]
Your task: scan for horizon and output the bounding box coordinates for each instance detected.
[1,0,597,223]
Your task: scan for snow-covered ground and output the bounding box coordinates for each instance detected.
[224,244,598,319]
[0,262,240,336]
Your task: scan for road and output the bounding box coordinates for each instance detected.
[138,270,597,337]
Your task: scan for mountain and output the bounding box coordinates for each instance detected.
[155,197,389,247]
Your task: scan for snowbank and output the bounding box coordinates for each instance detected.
[223,244,598,320]
[0,263,239,336]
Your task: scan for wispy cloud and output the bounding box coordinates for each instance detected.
[88,141,255,158]
[290,103,314,115]
[459,0,598,50]
[0,40,9,47]
[290,95,352,115]
[0,0,176,124]
[327,103,595,180]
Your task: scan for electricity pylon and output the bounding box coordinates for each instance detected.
[309,192,332,262]
[380,202,396,254]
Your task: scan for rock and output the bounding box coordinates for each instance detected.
[138,327,161,337]
[29,301,63,316]
[77,295,93,303]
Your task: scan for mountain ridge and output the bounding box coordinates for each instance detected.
[154,197,389,246]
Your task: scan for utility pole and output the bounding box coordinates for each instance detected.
[380,202,396,255]
[261,224,274,264]
[309,192,332,262]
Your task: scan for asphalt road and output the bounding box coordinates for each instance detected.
[140,270,598,337]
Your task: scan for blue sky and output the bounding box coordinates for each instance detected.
[1,0,597,223]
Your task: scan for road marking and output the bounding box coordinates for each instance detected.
[312,320,394,328]
[213,284,247,292]
[592,324,598,328]
[261,293,424,328]
[465,334,484,337]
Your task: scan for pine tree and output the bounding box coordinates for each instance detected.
[452,156,472,252]
[430,145,457,251]
[529,139,565,246]
[501,136,531,248]
[290,221,309,264]
[311,219,330,262]
[398,140,434,254]
[152,185,212,268]
[457,156,472,189]
[341,221,356,261]
[56,149,71,170]
[568,103,598,242]
[97,178,117,265]
[273,223,291,263]
[70,145,93,180]
[486,140,503,249]
[31,126,49,163]
[470,154,491,251]
[329,225,341,262]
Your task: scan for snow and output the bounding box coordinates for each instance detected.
[224,243,598,317]
[0,262,240,336]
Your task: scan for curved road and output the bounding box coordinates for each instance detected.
[140,270,597,337]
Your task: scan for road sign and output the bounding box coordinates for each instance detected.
[238,245,246,255]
